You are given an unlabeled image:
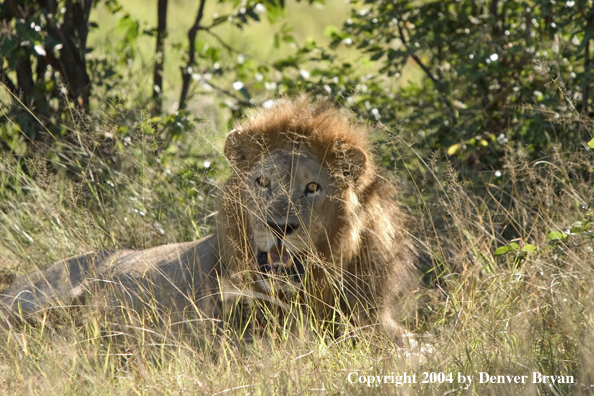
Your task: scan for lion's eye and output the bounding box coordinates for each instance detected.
[256,176,270,188]
[305,182,321,194]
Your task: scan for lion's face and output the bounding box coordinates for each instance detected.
[245,144,339,290]
[222,98,373,298]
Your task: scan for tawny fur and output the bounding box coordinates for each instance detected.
[1,95,418,342]
[220,95,419,340]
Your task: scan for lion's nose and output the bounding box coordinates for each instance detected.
[267,221,299,236]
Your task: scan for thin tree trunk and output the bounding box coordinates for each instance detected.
[43,0,93,113]
[15,56,34,104]
[489,0,501,37]
[178,0,207,110]
[583,38,591,114]
[152,0,168,115]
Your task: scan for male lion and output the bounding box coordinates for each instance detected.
[0,96,419,342]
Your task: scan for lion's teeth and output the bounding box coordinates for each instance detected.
[267,252,273,265]
[284,254,293,268]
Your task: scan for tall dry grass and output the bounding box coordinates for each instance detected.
[0,109,593,395]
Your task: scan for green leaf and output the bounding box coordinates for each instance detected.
[117,15,139,42]
[494,243,520,256]
[522,244,537,252]
[324,25,340,37]
[447,144,461,155]
[266,4,285,24]
[588,138,594,149]
[570,221,590,234]
[370,51,384,61]
[282,35,297,45]
[547,231,567,240]
[494,245,511,256]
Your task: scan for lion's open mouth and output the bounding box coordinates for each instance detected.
[257,245,305,282]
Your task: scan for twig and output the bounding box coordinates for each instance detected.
[396,20,457,124]
[582,21,592,114]
[396,21,438,84]
[202,80,253,107]
[205,29,272,66]
[198,15,229,31]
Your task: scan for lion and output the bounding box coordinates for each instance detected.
[0,96,419,342]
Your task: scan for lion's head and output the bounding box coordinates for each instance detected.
[218,96,417,336]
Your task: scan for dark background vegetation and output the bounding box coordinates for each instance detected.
[2,0,593,160]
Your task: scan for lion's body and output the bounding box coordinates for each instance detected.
[0,236,225,330]
[1,96,418,341]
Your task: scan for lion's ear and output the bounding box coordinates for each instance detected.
[224,129,251,169]
[340,145,368,181]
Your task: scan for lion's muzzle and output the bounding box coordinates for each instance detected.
[257,245,305,283]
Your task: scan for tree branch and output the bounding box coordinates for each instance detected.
[396,20,457,124]
[489,0,501,37]
[583,38,590,114]
[178,0,207,110]
[44,0,92,112]
[397,22,438,84]
[202,80,253,107]
[152,0,168,115]
[5,0,24,19]
[205,29,272,66]
[198,15,229,31]
[16,56,34,104]
[582,13,593,114]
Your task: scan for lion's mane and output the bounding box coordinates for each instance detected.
[218,96,418,338]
